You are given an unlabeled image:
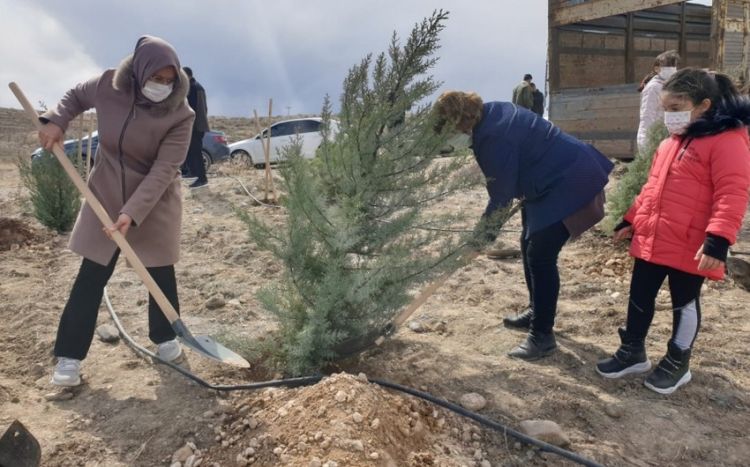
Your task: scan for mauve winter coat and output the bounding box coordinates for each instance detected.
[42,38,195,267]
[625,124,750,280]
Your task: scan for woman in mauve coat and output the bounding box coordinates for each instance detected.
[38,35,195,386]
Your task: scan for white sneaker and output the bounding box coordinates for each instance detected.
[157,339,182,362]
[51,357,81,386]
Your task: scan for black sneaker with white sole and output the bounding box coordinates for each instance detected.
[644,341,692,395]
[596,327,651,378]
[189,179,208,189]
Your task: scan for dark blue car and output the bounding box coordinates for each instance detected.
[32,130,230,171]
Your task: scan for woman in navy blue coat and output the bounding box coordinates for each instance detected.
[434,91,614,359]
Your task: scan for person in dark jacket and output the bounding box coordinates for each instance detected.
[530,83,544,116]
[183,66,210,188]
[434,91,614,360]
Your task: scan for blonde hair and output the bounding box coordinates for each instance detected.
[433,91,484,133]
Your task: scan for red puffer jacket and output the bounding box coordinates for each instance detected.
[624,127,750,279]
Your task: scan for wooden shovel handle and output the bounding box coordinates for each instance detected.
[9,82,180,324]
[392,249,480,327]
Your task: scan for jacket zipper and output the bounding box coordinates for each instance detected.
[118,102,136,204]
[677,137,694,161]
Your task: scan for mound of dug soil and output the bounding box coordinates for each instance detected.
[197,373,498,466]
[0,217,39,251]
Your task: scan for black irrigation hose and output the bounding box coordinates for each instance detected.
[103,288,604,467]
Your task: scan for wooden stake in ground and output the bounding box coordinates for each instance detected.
[266,99,278,201]
[252,103,277,202]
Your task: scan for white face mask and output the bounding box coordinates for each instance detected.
[447,133,472,150]
[664,110,692,135]
[142,80,173,102]
[659,66,677,81]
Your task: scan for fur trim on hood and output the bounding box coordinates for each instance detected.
[685,95,750,137]
[112,54,189,115]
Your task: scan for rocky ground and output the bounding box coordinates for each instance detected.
[1,114,750,466]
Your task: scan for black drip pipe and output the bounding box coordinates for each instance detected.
[102,288,604,467]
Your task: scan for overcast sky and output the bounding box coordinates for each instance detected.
[1,0,713,119]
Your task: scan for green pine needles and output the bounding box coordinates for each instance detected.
[240,10,483,374]
[607,122,668,226]
[18,151,81,233]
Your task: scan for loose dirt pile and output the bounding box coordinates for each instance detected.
[0,217,41,251]
[195,373,500,467]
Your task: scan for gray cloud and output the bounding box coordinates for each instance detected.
[4,0,549,118]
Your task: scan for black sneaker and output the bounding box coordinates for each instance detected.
[596,327,651,378]
[644,342,692,395]
[507,330,556,360]
[503,307,533,330]
[189,179,208,189]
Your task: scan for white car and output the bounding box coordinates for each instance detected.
[228,117,338,167]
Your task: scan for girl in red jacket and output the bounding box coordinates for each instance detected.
[597,68,750,394]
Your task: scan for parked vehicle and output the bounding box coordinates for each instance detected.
[228,117,338,168]
[31,130,230,172]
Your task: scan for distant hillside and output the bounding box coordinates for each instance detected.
[0,106,317,159]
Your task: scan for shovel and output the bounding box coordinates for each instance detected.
[0,420,41,467]
[334,249,480,357]
[9,82,249,369]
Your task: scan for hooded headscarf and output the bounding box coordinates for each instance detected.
[131,35,182,104]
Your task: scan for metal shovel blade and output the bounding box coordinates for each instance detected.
[172,319,250,368]
[0,420,41,467]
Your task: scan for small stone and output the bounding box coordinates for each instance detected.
[369,452,380,460]
[604,404,625,419]
[202,410,215,418]
[519,420,570,447]
[205,296,226,310]
[247,418,259,429]
[170,463,181,467]
[370,418,380,429]
[243,447,256,457]
[96,324,120,343]
[235,453,247,466]
[602,268,615,276]
[459,393,487,411]
[273,447,283,455]
[349,439,364,452]
[309,459,322,467]
[474,449,483,460]
[334,390,347,402]
[277,407,288,417]
[408,321,428,333]
[352,412,364,423]
[44,390,74,401]
[480,461,492,467]
[322,462,338,467]
[172,445,194,464]
[184,455,197,467]
[356,372,368,382]
[610,291,621,299]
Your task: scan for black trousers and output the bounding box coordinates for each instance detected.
[520,209,571,334]
[186,130,206,182]
[625,259,704,349]
[54,250,179,360]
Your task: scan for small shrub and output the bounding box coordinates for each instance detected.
[17,151,81,232]
[606,122,668,227]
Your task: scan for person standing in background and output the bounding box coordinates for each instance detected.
[512,73,534,110]
[530,82,544,116]
[637,50,680,151]
[183,66,210,189]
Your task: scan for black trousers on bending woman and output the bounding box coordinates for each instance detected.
[54,250,180,360]
[520,208,571,334]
